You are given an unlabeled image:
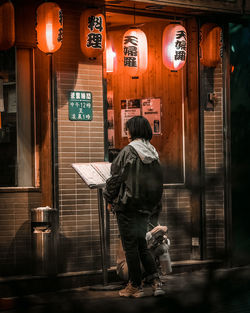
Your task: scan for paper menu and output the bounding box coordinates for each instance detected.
[72,162,111,189]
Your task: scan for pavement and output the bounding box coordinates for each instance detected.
[1,265,250,313]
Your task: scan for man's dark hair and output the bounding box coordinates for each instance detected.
[125,116,152,141]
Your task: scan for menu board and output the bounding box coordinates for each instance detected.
[72,162,111,188]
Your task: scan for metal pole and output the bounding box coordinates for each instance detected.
[49,53,59,211]
[89,188,122,291]
[97,188,108,285]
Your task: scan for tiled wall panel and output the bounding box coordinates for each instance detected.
[203,63,225,258]
[0,192,41,275]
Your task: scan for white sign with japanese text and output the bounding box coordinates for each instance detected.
[142,98,161,135]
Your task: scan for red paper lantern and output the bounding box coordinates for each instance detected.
[162,24,187,71]
[123,28,148,76]
[80,9,106,58]
[0,1,15,50]
[36,2,63,54]
[200,23,222,67]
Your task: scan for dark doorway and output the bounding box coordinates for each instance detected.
[230,21,250,266]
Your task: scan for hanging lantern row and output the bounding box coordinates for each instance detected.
[108,23,187,74]
[200,23,223,67]
[0,1,15,51]
[0,1,106,58]
[0,2,223,71]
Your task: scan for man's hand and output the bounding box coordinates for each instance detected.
[151,225,168,235]
[107,203,113,212]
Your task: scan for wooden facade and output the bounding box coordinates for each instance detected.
[0,0,242,277]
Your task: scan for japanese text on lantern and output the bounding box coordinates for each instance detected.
[87,15,103,49]
[68,91,93,121]
[124,35,138,67]
[175,30,187,61]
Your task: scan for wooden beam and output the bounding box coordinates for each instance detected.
[185,17,201,259]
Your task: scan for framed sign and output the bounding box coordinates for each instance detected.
[69,91,92,121]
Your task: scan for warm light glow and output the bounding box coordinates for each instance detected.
[106,45,116,72]
[123,28,148,76]
[36,2,63,54]
[162,24,187,71]
[0,1,15,51]
[46,23,54,52]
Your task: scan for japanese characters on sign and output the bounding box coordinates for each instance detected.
[68,91,92,121]
[80,9,106,58]
[123,28,148,76]
[174,29,187,62]
[123,33,138,68]
[86,15,103,49]
[162,24,187,71]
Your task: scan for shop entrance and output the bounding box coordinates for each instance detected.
[104,10,187,184]
[103,4,201,260]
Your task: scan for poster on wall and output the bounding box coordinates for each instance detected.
[107,90,115,147]
[121,99,141,137]
[141,98,161,135]
[107,109,115,147]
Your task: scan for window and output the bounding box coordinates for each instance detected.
[0,47,37,187]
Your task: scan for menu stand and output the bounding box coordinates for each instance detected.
[72,163,122,291]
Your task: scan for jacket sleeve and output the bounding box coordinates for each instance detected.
[103,174,123,204]
[103,146,134,204]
